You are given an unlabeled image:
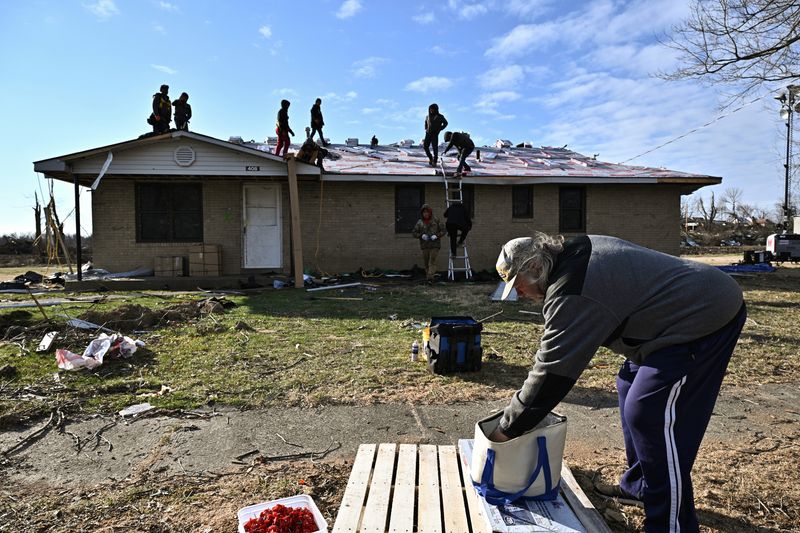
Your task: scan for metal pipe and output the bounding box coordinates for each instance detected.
[73,173,82,281]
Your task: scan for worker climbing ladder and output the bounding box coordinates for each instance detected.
[441,162,473,281]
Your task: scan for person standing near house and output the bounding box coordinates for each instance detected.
[423,103,448,167]
[443,131,474,176]
[275,99,295,157]
[411,204,446,283]
[309,98,328,146]
[443,202,472,257]
[173,92,192,131]
[491,233,746,533]
[149,84,171,134]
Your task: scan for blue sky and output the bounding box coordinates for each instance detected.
[0,0,793,235]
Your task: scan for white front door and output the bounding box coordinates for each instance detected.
[243,184,282,268]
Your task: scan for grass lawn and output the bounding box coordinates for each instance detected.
[2,265,799,426]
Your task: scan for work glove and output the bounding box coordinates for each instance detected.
[431,235,438,241]
[421,234,430,241]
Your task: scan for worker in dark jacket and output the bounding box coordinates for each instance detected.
[491,233,746,533]
[443,131,474,176]
[309,98,328,146]
[275,99,295,157]
[149,84,171,133]
[443,202,472,256]
[173,92,192,131]
[411,204,446,282]
[423,103,448,167]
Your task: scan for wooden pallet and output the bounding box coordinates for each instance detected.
[332,443,610,533]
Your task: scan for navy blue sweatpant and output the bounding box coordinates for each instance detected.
[617,304,746,533]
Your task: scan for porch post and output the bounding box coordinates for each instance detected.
[73,172,82,281]
[286,155,304,289]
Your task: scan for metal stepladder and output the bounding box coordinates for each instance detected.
[440,161,473,281]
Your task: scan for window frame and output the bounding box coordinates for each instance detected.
[394,184,425,233]
[511,185,534,219]
[135,182,204,243]
[559,186,586,233]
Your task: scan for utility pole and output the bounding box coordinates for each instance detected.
[776,85,800,231]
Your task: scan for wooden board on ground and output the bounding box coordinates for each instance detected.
[332,443,610,533]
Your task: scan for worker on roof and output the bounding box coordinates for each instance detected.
[491,233,745,533]
[411,204,446,283]
[309,98,328,146]
[423,103,448,167]
[173,92,192,132]
[275,99,295,157]
[148,84,171,134]
[443,131,474,177]
[443,202,472,258]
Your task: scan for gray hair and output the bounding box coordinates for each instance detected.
[519,232,564,291]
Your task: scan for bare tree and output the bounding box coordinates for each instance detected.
[697,192,720,229]
[664,0,800,97]
[721,187,744,221]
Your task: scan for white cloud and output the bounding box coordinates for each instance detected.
[336,0,362,19]
[431,45,457,57]
[152,23,166,34]
[405,76,454,93]
[475,91,521,118]
[503,0,552,19]
[412,12,435,24]
[258,25,272,38]
[352,57,387,79]
[478,65,525,90]
[158,1,178,11]
[362,107,381,114]
[151,64,177,75]
[322,91,358,103]
[272,88,298,98]
[447,0,490,20]
[84,0,119,19]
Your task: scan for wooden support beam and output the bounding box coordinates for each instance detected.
[286,155,304,289]
[73,173,82,281]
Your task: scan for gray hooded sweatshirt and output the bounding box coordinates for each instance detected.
[499,235,744,437]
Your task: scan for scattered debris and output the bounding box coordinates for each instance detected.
[477,309,503,323]
[66,318,114,333]
[36,331,58,352]
[234,320,255,331]
[119,402,154,417]
[519,310,541,315]
[306,282,362,292]
[388,314,398,321]
[56,333,145,371]
[1,409,64,457]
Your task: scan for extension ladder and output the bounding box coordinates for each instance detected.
[441,162,472,281]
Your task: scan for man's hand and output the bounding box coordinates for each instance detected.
[431,235,438,241]
[421,234,430,241]
[489,427,511,442]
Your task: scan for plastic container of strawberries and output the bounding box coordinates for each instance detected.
[237,494,328,533]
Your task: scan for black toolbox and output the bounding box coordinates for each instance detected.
[424,316,482,374]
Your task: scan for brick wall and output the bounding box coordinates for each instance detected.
[92,178,682,275]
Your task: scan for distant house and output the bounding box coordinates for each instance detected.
[34,131,720,277]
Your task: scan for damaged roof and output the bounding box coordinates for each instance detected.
[245,138,721,186]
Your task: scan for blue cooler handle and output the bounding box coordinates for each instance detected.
[474,436,556,505]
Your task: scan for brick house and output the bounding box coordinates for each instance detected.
[34,131,720,277]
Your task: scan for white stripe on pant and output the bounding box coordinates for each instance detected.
[664,375,687,533]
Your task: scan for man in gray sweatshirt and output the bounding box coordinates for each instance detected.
[491,233,745,533]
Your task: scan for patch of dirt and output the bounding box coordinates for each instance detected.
[78,298,233,332]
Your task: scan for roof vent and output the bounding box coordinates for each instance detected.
[495,139,512,149]
[228,136,244,144]
[346,138,359,146]
[398,139,414,147]
[174,146,196,167]
[266,136,278,145]
[516,142,533,148]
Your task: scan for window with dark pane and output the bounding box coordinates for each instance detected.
[559,186,586,232]
[512,185,533,218]
[395,184,425,233]
[136,183,203,242]
[461,184,475,219]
